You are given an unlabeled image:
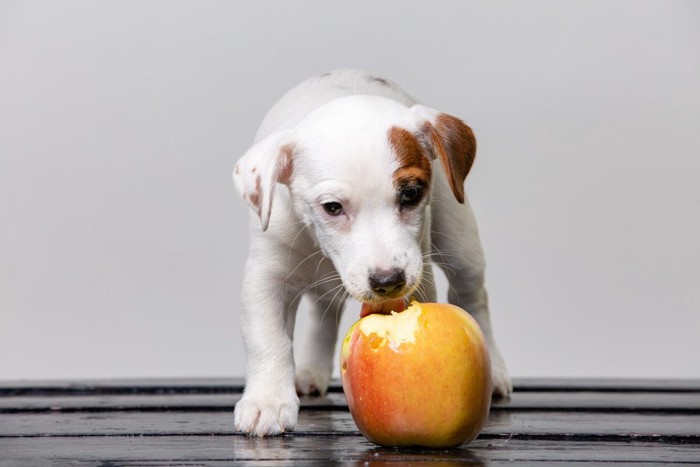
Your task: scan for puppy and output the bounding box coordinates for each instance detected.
[233,69,511,436]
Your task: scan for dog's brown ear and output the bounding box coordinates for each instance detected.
[411,105,476,204]
[233,130,295,231]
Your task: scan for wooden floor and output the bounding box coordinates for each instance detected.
[1,378,699,465]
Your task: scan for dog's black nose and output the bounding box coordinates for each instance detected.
[369,269,406,296]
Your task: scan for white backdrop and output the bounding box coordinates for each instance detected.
[2,1,699,382]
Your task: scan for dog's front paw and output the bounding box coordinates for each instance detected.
[295,367,331,396]
[492,364,513,398]
[490,350,513,398]
[233,395,299,436]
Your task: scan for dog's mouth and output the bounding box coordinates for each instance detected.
[360,297,409,318]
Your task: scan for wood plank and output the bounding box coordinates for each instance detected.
[0,378,247,396]
[514,378,700,393]
[2,410,699,441]
[0,393,241,413]
[3,378,697,396]
[3,391,700,413]
[1,379,698,464]
[1,435,698,465]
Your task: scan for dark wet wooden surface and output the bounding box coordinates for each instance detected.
[1,378,699,465]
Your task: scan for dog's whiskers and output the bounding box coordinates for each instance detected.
[318,283,347,326]
[289,273,342,308]
[427,242,483,276]
[414,274,438,302]
[314,283,346,326]
[285,249,325,282]
[312,254,329,281]
[431,231,484,258]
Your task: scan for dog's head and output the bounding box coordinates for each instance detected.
[234,96,475,305]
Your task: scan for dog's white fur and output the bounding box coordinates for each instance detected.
[233,69,511,436]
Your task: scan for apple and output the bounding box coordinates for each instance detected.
[340,301,492,448]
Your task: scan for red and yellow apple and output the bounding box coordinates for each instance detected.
[340,301,492,448]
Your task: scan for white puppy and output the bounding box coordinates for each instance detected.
[233,69,511,437]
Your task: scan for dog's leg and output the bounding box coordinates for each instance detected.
[416,209,438,303]
[294,285,347,396]
[417,260,438,303]
[233,263,301,436]
[431,178,513,397]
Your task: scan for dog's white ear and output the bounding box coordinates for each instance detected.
[233,130,295,231]
[411,104,476,204]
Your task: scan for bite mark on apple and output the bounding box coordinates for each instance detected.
[358,302,423,351]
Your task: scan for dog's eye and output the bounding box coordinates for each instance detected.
[322,202,344,216]
[399,185,423,207]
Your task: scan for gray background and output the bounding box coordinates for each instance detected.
[2,1,699,381]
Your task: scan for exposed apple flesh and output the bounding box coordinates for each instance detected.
[341,301,492,448]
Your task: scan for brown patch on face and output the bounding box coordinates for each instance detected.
[234,164,241,175]
[421,114,476,204]
[276,143,295,184]
[246,175,263,215]
[242,144,294,220]
[388,126,432,190]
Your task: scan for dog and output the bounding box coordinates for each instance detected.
[232,69,511,436]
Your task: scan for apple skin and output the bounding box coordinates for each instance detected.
[340,301,492,448]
